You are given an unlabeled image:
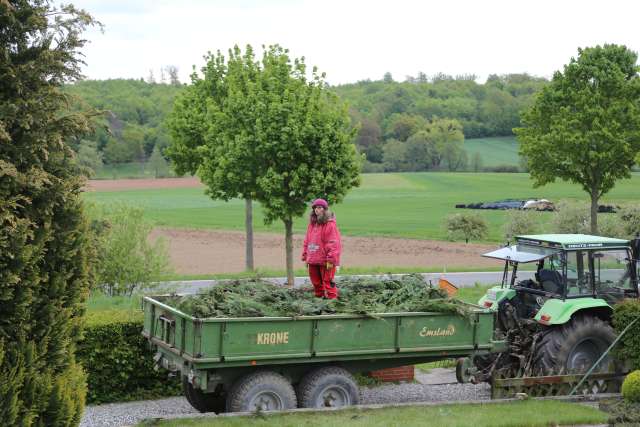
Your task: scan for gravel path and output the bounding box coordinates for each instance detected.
[80,382,491,427]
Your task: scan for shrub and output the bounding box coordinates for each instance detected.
[94,204,172,296]
[612,300,640,370]
[77,310,181,404]
[503,210,539,241]
[362,160,385,173]
[597,214,623,238]
[550,200,590,234]
[445,213,488,243]
[619,204,640,238]
[623,371,640,402]
[483,164,520,173]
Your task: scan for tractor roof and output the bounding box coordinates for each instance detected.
[483,234,630,263]
[516,234,629,249]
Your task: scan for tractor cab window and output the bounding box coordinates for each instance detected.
[565,251,592,297]
[536,253,565,295]
[593,249,634,302]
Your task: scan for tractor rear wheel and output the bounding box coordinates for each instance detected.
[533,315,615,375]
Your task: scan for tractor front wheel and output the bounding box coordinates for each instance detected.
[533,315,615,375]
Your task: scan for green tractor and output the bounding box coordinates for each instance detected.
[462,234,640,384]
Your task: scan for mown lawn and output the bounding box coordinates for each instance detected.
[84,171,640,242]
[138,400,607,427]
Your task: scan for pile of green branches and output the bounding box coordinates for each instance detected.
[169,274,470,319]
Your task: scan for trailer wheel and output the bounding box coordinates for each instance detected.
[182,377,226,413]
[226,371,296,412]
[297,366,359,409]
[534,315,616,374]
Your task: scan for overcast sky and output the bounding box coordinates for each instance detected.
[72,0,640,85]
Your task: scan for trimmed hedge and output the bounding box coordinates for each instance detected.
[77,310,180,404]
[622,371,640,402]
[612,300,640,370]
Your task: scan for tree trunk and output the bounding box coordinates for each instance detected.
[245,197,254,271]
[590,190,599,235]
[284,216,294,287]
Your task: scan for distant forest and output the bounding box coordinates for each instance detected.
[65,73,548,176]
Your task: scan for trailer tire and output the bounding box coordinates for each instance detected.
[182,377,226,413]
[533,315,616,375]
[226,371,296,412]
[297,366,359,409]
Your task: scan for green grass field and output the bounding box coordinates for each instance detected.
[85,171,640,242]
[143,400,607,427]
[464,136,520,167]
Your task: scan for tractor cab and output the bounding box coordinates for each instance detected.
[478,234,640,326]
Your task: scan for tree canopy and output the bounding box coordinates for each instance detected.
[168,45,361,284]
[251,45,361,285]
[516,44,640,233]
[166,45,262,270]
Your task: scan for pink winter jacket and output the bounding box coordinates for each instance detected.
[301,216,342,266]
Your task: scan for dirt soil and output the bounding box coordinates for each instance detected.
[150,228,500,275]
[88,178,500,275]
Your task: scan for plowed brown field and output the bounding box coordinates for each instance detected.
[90,178,500,274]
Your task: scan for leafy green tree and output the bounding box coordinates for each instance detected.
[424,118,465,169]
[252,45,361,285]
[121,124,145,163]
[76,140,104,177]
[383,113,426,141]
[362,144,383,163]
[382,139,408,171]
[445,213,488,243]
[103,137,137,164]
[355,117,382,147]
[148,144,169,178]
[405,131,435,171]
[471,152,483,172]
[167,46,262,271]
[0,2,98,425]
[516,45,640,233]
[442,140,467,171]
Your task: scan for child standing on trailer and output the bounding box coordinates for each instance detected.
[301,199,342,299]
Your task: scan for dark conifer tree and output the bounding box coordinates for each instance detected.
[0,1,98,425]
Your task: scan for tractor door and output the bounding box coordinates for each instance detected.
[591,248,637,303]
[565,250,593,298]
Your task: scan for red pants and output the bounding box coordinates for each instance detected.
[308,264,338,299]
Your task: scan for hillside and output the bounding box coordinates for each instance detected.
[67,76,543,175]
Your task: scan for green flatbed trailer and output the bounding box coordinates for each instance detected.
[142,295,500,412]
